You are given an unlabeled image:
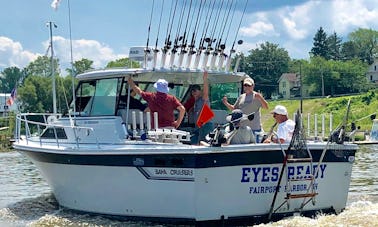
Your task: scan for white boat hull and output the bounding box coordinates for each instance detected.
[16,141,356,224]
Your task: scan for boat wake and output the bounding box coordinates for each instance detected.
[255,200,378,227]
[1,193,377,227]
[0,193,183,227]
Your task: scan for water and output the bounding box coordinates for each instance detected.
[0,146,378,227]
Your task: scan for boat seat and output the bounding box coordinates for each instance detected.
[211,109,228,125]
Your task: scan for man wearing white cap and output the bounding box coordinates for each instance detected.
[222,77,268,142]
[128,77,185,128]
[265,105,295,143]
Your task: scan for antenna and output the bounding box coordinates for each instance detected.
[47,21,57,114]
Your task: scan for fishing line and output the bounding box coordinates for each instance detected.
[230,0,248,50]
[189,0,205,52]
[224,0,237,45]
[207,0,225,51]
[164,0,178,50]
[216,0,235,49]
[198,0,216,50]
[180,0,193,50]
[154,0,165,50]
[173,0,188,52]
[145,0,155,51]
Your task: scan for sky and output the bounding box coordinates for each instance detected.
[1,0,378,73]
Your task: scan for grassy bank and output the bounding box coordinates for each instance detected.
[261,90,378,135]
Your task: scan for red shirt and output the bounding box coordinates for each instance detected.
[141,91,182,128]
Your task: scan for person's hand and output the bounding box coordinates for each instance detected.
[127,76,132,83]
[173,120,181,129]
[203,70,208,79]
[222,96,228,104]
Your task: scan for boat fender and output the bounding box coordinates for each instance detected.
[47,115,58,124]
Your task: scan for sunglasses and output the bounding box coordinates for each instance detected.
[243,84,252,87]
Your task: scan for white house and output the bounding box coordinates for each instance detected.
[366,59,378,83]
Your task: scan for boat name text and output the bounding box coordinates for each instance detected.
[241,164,327,183]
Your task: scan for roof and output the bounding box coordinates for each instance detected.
[278,73,298,83]
[76,68,249,85]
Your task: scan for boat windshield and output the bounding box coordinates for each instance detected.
[71,78,121,116]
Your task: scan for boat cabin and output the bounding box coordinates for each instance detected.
[70,68,249,132]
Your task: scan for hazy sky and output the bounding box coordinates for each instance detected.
[1,0,377,72]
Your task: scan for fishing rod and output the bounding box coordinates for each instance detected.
[194,0,214,69]
[225,0,248,71]
[169,0,187,68]
[177,0,193,68]
[210,0,234,70]
[186,0,205,69]
[202,0,224,69]
[161,0,177,68]
[218,0,237,70]
[208,111,255,146]
[152,0,165,69]
[144,0,155,68]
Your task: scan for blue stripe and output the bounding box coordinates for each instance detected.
[20,148,356,168]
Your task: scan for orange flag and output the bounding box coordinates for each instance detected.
[196,103,214,128]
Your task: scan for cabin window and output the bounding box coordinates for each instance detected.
[72,78,121,116]
[41,127,67,139]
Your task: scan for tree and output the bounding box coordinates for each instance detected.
[348,28,378,64]
[303,57,368,96]
[244,42,290,98]
[66,58,94,76]
[327,32,342,60]
[106,58,140,68]
[18,75,75,113]
[0,66,24,92]
[310,27,329,59]
[24,55,59,77]
[340,41,359,61]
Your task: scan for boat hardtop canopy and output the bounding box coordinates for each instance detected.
[76,67,250,85]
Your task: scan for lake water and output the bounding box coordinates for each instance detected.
[0,145,377,227]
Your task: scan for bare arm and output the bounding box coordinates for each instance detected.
[203,71,209,101]
[173,105,186,129]
[222,96,235,111]
[254,92,269,109]
[128,76,143,95]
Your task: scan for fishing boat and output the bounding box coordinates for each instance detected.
[13,0,358,225]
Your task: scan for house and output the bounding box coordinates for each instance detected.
[366,59,378,83]
[277,73,301,99]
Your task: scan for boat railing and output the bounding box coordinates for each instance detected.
[14,113,94,148]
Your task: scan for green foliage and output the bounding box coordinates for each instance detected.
[0,66,24,92]
[348,28,378,64]
[106,58,140,68]
[66,58,94,76]
[261,92,378,133]
[310,27,329,59]
[18,75,76,113]
[24,56,59,77]
[243,41,290,98]
[302,57,369,96]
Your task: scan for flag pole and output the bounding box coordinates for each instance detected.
[48,21,57,114]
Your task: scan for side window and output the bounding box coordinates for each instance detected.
[91,78,120,116]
